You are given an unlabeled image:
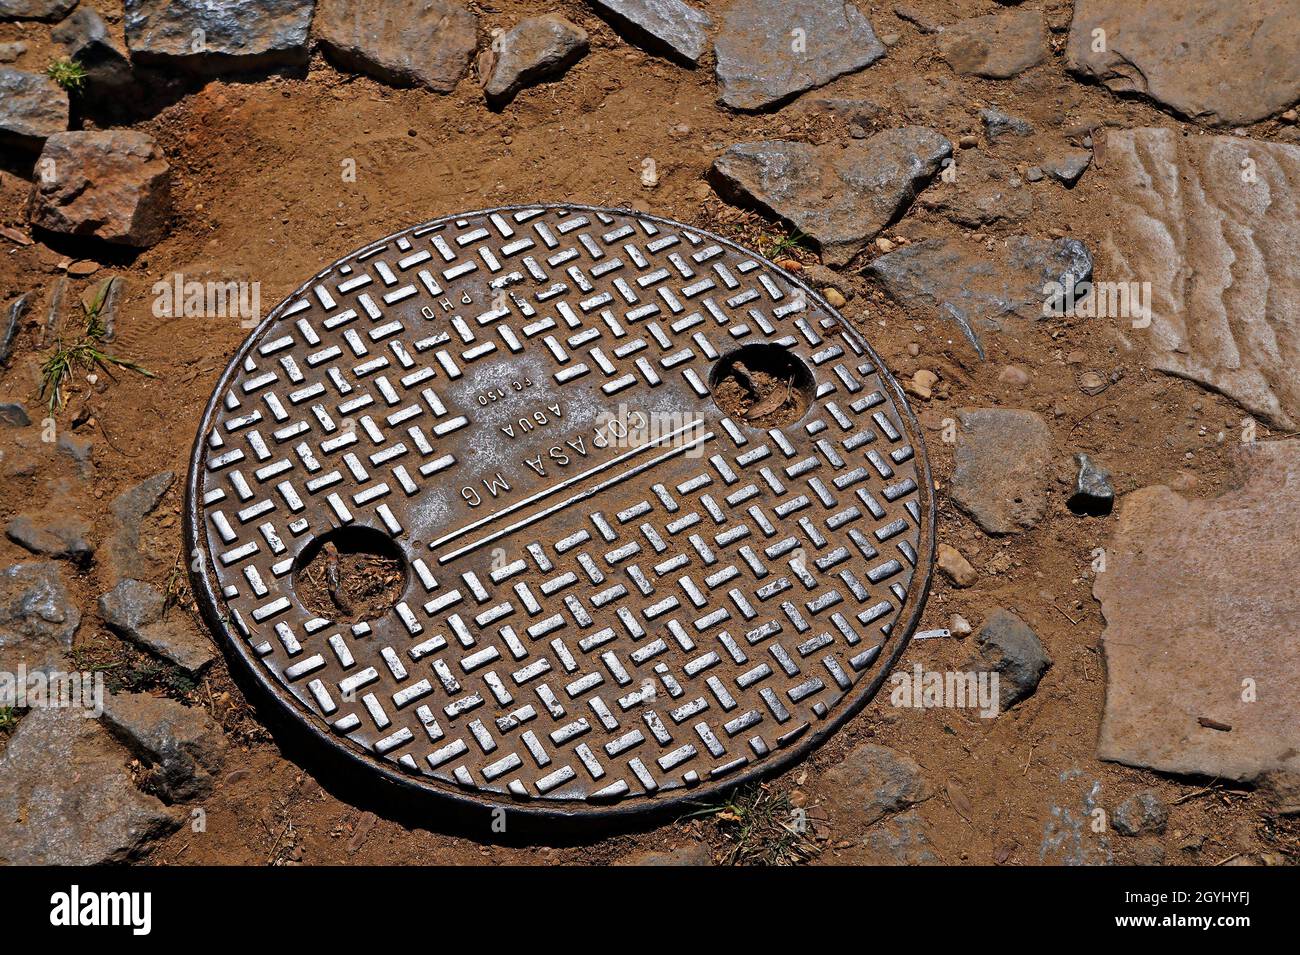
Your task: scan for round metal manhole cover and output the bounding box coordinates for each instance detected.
[186,205,934,819]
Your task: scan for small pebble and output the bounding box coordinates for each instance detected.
[1079,371,1106,395]
[823,287,847,308]
[937,544,977,587]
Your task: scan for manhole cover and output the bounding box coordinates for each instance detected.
[186,205,934,819]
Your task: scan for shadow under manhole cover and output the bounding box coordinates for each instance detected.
[186,205,935,821]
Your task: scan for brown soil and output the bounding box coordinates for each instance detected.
[711,349,813,427]
[295,541,404,626]
[2,0,1297,866]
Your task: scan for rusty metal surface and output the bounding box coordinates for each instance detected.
[186,205,934,819]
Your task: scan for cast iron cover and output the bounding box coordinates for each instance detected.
[186,205,934,819]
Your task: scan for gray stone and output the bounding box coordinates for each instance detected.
[969,608,1051,708]
[52,8,134,93]
[712,127,951,267]
[950,408,1053,535]
[1095,441,1300,781]
[1100,128,1300,428]
[1042,147,1091,186]
[715,0,885,111]
[615,844,712,865]
[0,0,77,21]
[29,131,171,247]
[820,742,930,829]
[0,562,79,672]
[0,706,180,865]
[316,0,478,93]
[99,579,215,674]
[479,15,588,108]
[1071,452,1113,512]
[99,693,226,801]
[979,107,1034,140]
[0,41,26,62]
[1113,791,1168,836]
[1,293,33,365]
[893,3,943,34]
[5,515,93,563]
[124,0,314,73]
[937,7,1046,79]
[106,471,172,580]
[917,152,1032,228]
[857,810,939,864]
[56,431,92,475]
[1068,0,1300,126]
[0,401,29,427]
[0,68,68,150]
[865,236,1092,356]
[585,0,712,66]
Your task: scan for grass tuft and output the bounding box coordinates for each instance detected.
[686,782,819,865]
[46,58,87,94]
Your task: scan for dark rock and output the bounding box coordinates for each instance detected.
[0,0,77,21]
[0,68,68,150]
[1113,791,1168,836]
[1070,452,1114,515]
[99,692,226,801]
[979,107,1034,140]
[479,15,588,108]
[0,41,25,62]
[0,562,80,671]
[585,0,712,66]
[5,514,93,563]
[123,0,314,73]
[615,844,712,865]
[51,7,134,93]
[55,431,92,478]
[106,470,173,580]
[29,131,171,247]
[1042,147,1092,186]
[1025,165,1044,182]
[715,0,885,111]
[969,609,1051,708]
[937,7,1047,79]
[950,408,1053,534]
[1,292,34,364]
[316,0,478,93]
[0,401,30,427]
[820,742,930,829]
[917,152,1032,227]
[99,578,214,674]
[865,236,1092,356]
[712,127,951,266]
[0,706,180,865]
[1068,0,1300,126]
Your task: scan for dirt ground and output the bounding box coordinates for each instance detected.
[3,0,1298,865]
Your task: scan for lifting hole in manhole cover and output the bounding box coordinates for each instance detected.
[186,205,935,820]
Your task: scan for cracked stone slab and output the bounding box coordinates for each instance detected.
[711,127,951,266]
[937,7,1047,79]
[0,706,180,864]
[1067,0,1300,126]
[106,470,173,580]
[478,14,588,108]
[99,692,226,801]
[99,578,215,674]
[866,236,1092,357]
[949,409,1053,535]
[0,68,68,150]
[28,131,171,247]
[124,0,314,72]
[0,562,80,672]
[1100,127,1300,428]
[5,514,93,563]
[715,0,885,111]
[316,0,478,93]
[584,0,712,66]
[1095,441,1300,781]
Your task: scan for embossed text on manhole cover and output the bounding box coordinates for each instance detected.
[186,206,934,819]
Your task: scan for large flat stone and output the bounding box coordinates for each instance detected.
[584,0,712,66]
[819,742,931,830]
[124,0,314,72]
[0,562,80,672]
[937,7,1047,79]
[949,409,1053,535]
[99,579,215,675]
[711,128,951,267]
[1100,127,1300,428]
[866,236,1092,357]
[715,0,885,111]
[1095,441,1300,781]
[0,706,180,864]
[479,15,588,108]
[316,0,478,93]
[99,692,226,801]
[1067,0,1300,126]
[52,7,134,94]
[106,470,174,580]
[28,131,171,247]
[0,68,68,150]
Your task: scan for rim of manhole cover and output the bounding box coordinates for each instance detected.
[186,204,935,821]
